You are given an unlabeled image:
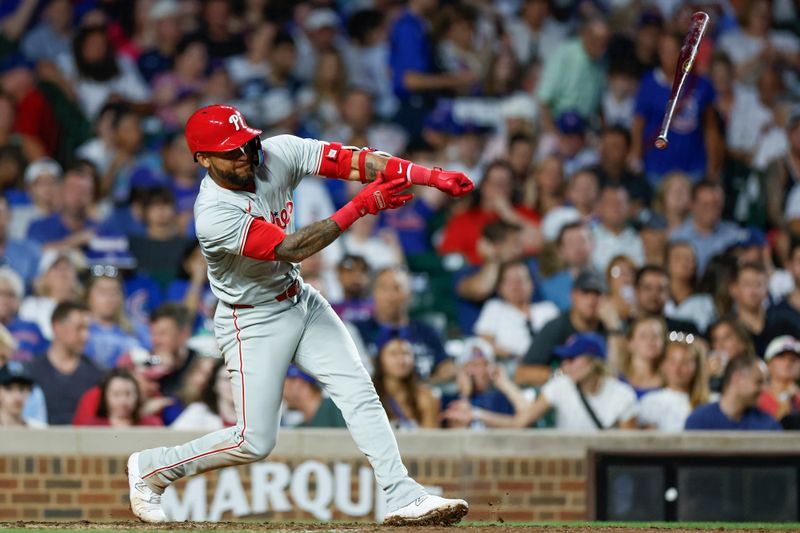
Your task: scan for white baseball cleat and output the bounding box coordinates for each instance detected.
[383,494,469,526]
[127,452,167,523]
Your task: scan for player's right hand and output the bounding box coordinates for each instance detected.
[352,172,413,216]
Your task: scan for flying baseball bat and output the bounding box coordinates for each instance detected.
[654,12,709,150]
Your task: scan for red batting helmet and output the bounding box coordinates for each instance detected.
[185,104,262,159]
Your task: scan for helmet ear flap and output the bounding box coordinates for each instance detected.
[252,138,264,167]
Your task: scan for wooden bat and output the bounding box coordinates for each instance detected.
[654,12,709,150]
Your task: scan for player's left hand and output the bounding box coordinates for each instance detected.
[429,169,474,197]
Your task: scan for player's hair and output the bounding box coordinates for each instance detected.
[96,368,143,424]
[721,354,761,392]
[150,303,192,330]
[51,301,89,325]
[634,264,668,288]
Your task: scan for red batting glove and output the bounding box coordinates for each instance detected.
[331,173,413,231]
[383,156,474,197]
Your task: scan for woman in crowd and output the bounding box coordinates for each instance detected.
[474,259,558,370]
[472,333,638,430]
[171,358,236,431]
[600,255,637,327]
[616,316,666,398]
[77,368,162,427]
[160,354,217,425]
[638,332,709,431]
[297,49,348,138]
[653,172,692,232]
[19,251,83,340]
[664,241,717,333]
[372,334,440,429]
[706,317,757,392]
[83,273,146,369]
[523,156,565,218]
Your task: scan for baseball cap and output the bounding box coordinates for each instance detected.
[454,337,495,366]
[37,249,86,277]
[554,332,607,360]
[764,335,800,362]
[0,363,34,387]
[542,207,582,242]
[24,157,63,186]
[286,365,319,387]
[149,0,180,20]
[556,111,587,135]
[633,209,667,232]
[305,8,339,31]
[734,227,767,249]
[573,269,605,293]
[0,53,34,74]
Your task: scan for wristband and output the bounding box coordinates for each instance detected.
[384,156,431,186]
[330,202,361,231]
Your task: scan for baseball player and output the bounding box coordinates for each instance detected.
[126,104,473,525]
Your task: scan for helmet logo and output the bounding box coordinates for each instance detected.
[229,114,243,131]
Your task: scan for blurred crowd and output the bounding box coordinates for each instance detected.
[1,0,800,433]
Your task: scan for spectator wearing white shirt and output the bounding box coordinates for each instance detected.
[474,260,559,368]
[505,0,566,67]
[171,358,235,431]
[639,332,709,431]
[591,185,645,273]
[473,332,638,430]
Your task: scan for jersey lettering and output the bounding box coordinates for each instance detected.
[269,201,294,229]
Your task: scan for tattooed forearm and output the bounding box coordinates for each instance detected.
[351,151,389,182]
[273,219,342,263]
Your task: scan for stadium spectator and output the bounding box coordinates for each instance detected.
[548,112,599,178]
[474,259,558,367]
[191,0,245,62]
[664,241,717,333]
[757,336,800,423]
[767,108,800,230]
[332,255,373,323]
[728,262,800,356]
[539,222,595,311]
[7,157,61,243]
[26,167,97,252]
[506,0,566,67]
[615,316,666,398]
[523,156,565,218]
[537,16,609,122]
[25,301,104,425]
[441,337,516,429]
[353,266,451,382]
[685,355,780,431]
[638,332,709,431]
[20,0,73,63]
[342,214,404,271]
[160,355,217,426]
[297,48,348,139]
[516,269,611,386]
[768,239,800,328]
[634,265,699,335]
[151,36,209,129]
[53,24,151,120]
[372,334,440,429]
[0,195,40,289]
[653,171,692,233]
[281,364,347,429]
[83,273,145,369]
[146,303,197,398]
[129,187,191,289]
[0,54,59,160]
[226,21,274,93]
[137,0,183,83]
[478,333,638,430]
[591,126,652,210]
[591,185,645,273]
[19,250,83,339]
[163,243,212,331]
[0,362,44,428]
[172,358,236,430]
[0,268,46,362]
[439,160,541,265]
[76,368,162,427]
[630,31,723,185]
[540,168,600,244]
[600,255,637,327]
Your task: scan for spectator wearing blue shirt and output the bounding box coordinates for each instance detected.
[630,32,723,187]
[669,180,742,275]
[137,0,182,83]
[353,266,452,383]
[0,267,48,362]
[685,354,781,431]
[27,167,97,252]
[539,222,595,312]
[389,0,475,141]
[0,195,40,289]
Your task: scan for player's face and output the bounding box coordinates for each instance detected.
[199,141,259,187]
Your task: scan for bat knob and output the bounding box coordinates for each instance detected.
[655,136,668,150]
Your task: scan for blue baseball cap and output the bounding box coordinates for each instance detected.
[735,227,766,249]
[554,332,607,360]
[286,365,318,387]
[0,53,34,74]
[556,111,587,135]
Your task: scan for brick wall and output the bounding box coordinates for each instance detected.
[0,454,586,522]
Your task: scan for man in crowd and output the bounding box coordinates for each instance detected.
[282,364,347,428]
[539,222,595,312]
[0,362,44,427]
[685,355,780,431]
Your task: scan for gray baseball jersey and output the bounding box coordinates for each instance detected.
[135,133,426,515]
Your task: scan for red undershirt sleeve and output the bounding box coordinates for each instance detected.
[241,217,286,260]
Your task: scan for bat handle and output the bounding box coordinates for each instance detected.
[655,135,668,150]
